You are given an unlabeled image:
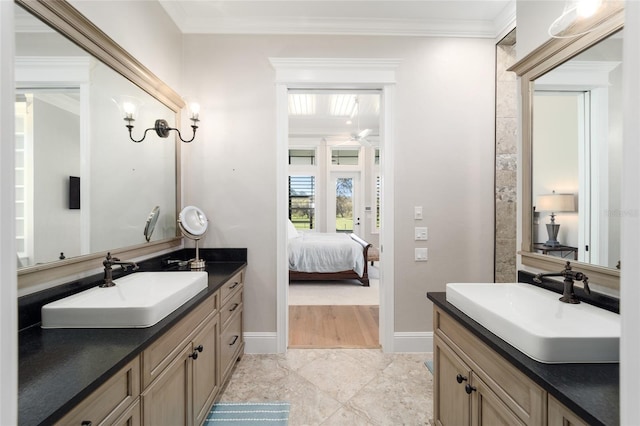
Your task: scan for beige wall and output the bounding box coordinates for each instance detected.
[180,34,496,334]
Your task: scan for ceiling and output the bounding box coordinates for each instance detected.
[159,0,515,38]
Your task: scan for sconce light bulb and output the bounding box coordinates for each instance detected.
[189,102,201,120]
[123,101,136,119]
[346,120,352,125]
[576,0,602,18]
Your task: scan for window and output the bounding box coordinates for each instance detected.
[289,149,316,165]
[331,148,359,166]
[15,95,33,266]
[289,176,315,230]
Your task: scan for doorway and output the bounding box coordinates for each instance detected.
[287,90,380,349]
[272,57,399,353]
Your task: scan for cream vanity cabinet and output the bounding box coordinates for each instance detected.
[53,357,141,426]
[218,270,245,384]
[547,396,589,426]
[53,268,245,426]
[434,306,546,426]
[141,269,245,426]
[141,291,220,426]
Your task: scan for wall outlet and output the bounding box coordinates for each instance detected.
[414,206,423,220]
[415,227,428,241]
[415,248,428,261]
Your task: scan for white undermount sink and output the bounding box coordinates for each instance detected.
[445,282,620,363]
[42,271,208,328]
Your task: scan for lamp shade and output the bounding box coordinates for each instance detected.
[536,193,576,213]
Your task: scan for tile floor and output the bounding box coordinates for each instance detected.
[218,349,434,425]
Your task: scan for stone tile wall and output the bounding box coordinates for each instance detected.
[495,33,518,282]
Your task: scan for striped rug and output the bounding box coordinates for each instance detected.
[205,402,290,425]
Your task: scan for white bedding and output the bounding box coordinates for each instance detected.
[288,233,365,277]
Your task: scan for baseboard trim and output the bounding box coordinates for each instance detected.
[393,332,433,352]
[244,332,279,354]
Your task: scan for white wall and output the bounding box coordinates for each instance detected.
[32,98,81,263]
[532,94,579,248]
[515,1,565,60]
[621,2,640,423]
[181,34,496,335]
[0,2,17,424]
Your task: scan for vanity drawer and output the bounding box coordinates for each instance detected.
[221,287,243,329]
[220,307,243,381]
[220,271,243,305]
[55,357,140,426]
[434,307,545,425]
[142,293,217,388]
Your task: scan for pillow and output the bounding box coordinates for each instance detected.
[287,219,300,239]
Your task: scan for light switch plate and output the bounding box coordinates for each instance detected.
[415,248,428,261]
[415,227,428,241]
[414,206,423,220]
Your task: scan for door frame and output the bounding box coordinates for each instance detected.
[271,57,400,353]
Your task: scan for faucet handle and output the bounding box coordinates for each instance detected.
[582,276,591,295]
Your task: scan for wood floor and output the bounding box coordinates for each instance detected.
[289,305,380,349]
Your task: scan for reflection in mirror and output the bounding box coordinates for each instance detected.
[144,206,160,242]
[14,3,177,270]
[532,29,623,269]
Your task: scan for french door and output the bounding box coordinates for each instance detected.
[328,172,362,235]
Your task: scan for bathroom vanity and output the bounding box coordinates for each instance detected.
[18,249,246,426]
[427,289,619,426]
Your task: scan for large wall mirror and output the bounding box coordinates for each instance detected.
[511,4,623,289]
[15,0,183,290]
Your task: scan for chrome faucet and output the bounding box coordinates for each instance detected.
[100,252,139,288]
[533,261,590,304]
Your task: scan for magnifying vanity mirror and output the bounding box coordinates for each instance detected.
[510,2,623,289]
[144,206,161,242]
[178,206,209,270]
[15,0,184,289]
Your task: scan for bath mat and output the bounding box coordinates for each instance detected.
[205,402,290,425]
[424,359,434,374]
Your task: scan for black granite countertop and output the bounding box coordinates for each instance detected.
[18,249,246,426]
[427,292,619,426]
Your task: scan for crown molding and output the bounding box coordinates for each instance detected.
[161,1,515,39]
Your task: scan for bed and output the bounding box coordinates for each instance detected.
[288,221,372,286]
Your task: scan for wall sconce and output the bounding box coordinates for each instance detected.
[536,191,576,246]
[548,0,613,38]
[121,100,200,143]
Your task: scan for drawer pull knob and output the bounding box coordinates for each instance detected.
[81,422,93,426]
[229,282,240,289]
[189,350,199,360]
[229,303,239,312]
[195,344,204,353]
[229,335,239,346]
[465,384,477,394]
[456,374,468,384]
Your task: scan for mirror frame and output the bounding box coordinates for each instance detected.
[509,3,623,289]
[16,0,183,290]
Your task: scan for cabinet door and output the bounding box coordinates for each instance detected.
[434,336,471,426]
[193,314,220,426]
[548,395,588,426]
[142,344,192,426]
[470,374,526,426]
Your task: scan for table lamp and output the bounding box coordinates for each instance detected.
[536,191,576,247]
